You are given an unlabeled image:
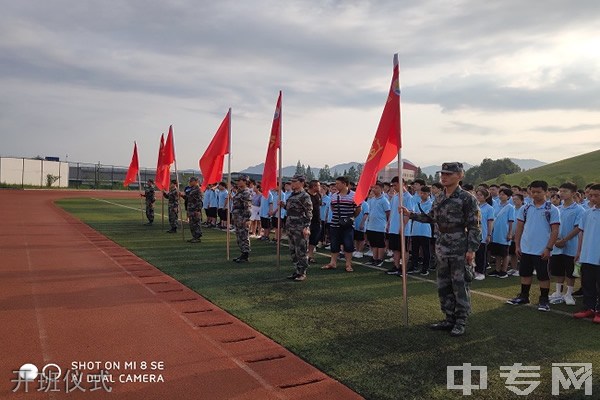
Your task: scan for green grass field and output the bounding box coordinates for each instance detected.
[486,149,600,187]
[58,198,600,400]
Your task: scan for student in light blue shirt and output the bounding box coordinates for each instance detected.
[509,181,560,311]
[573,183,600,321]
[259,190,273,240]
[474,189,495,280]
[410,186,433,275]
[365,182,390,267]
[488,188,515,279]
[508,193,524,276]
[217,182,229,229]
[549,182,585,306]
[385,177,413,275]
[353,199,369,258]
[320,185,331,247]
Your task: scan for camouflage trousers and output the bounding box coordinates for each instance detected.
[233,215,250,253]
[145,203,154,223]
[287,227,308,275]
[436,255,474,325]
[168,207,179,230]
[188,212,202,239]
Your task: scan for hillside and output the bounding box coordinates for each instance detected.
[486,149,600,187]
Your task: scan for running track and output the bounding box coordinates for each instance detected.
[0,190,362,399]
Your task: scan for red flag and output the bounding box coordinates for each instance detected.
[154,134,166,190]
[354,54,401,202]
[261,91,281,198]
[123,142,139,187]
[163,125,175,166]
[199,110,230,190]
[156,126,175,189]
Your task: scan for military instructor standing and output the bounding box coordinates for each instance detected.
[232,175,252,263]
[403,162,481,336]
[282,175,313,282]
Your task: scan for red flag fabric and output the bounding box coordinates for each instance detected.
[156,126,174,190]
[163,125,175,166]
[354,54,401,202]
[199,110,230,190]
[154,134,166,190]
[123,142,139,187]
[261,91,282,198]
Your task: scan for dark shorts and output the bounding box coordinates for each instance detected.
[354,230,365,241]
[207,207,218,218]
[549,254,575,278]
[330,226,355,253]
[218,208,228,222]
[387,233,401,251]
[488,242,509,257]
[309,222,321,246]
[271,216,286,228]
[519,253,550,280]
[366,230,386,248]
[260,217,271,230]
[509,241,516,256]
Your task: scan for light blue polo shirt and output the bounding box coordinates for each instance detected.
[552,202,584,257]
[511,206,522,236]
[492,202,515,245]
[203,189,214,209]
[517,201,560,256]
[354,200,369,232]
[271,191,287,218]
[320,194,330,222]
[217,189,228,209]
[366,195,391,233]
[411,199,433,237]
[259,192,273,218]
[479,203,495,243]
[208,189,219,207]
[577,207,600,265]
[388,193,412,235]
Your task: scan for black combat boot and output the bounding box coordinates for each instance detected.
[233,253,249,263]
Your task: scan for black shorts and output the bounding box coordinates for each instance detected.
[218,208,228,222]
[260,217,271,230]
[207,207,218,218]
[488,242,509,257]
[366,230,386,248]
[354,230,365,241]
[509,241,516,256]
[309,223,321,246]
[549,254,575,278]
[519,253,550,280]
[387,233,401,251]
[271,216,286,228]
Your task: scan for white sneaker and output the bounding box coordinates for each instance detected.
[364,250,373,257]
[385,257,394,263]
[352,251,364,258]
[548,292,564,304]
[474,273,485,281]
[563,294,576,306]
[386,250,393,257]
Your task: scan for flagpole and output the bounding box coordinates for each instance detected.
[134,142,144,224]
[226,108,232,261]
[161,195,165,230]
[276,91,282,272]
[169,127,185,242]
[395,54,408,327]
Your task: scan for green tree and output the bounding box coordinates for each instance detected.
[465,158,521,184]
[519,176,532,188]
[571,175,586,189]
[428,174,434,183]
[306,165,315,181]
[416,167,427,181]
[319,165,332,181]
[295,160,306,176]
[434,172,440,183]
[347,166,358,182]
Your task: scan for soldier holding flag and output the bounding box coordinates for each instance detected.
[186,177,203,243]
[163,179,180,233]
[402,162,481,336]
[140,179,156,225]
[232,175,252,263]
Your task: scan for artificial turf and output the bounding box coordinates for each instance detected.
[57,197,600,400]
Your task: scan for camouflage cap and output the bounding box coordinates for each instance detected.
[237,175,249,182]
[290,174,306,182]
[437,162,464,174]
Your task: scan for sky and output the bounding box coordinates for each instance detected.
[1,0,599,172]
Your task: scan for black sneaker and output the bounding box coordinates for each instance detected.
[407,268,418,274]
[450,324,466,337]
[420,270,430,276]
[373,260,384,267]
[430,320,455,331]
[506,295,530,305]
[286,273,299,280]
[385,268,400,275]
[573,288,584,297]
[166,229,177,233]
[537,297,550,312]
[488,270,500,277]
[187,238,201,243]
[497,271,508,279]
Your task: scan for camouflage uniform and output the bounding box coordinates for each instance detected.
[143,184,156,223]
[164,188,180,231]
[410,185,481,328]
[285,189,313,277]
[187,185,203,240]
[232,186,252,257]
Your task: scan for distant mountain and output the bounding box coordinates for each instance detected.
[240,162,363,177]
[510,158,546,171]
